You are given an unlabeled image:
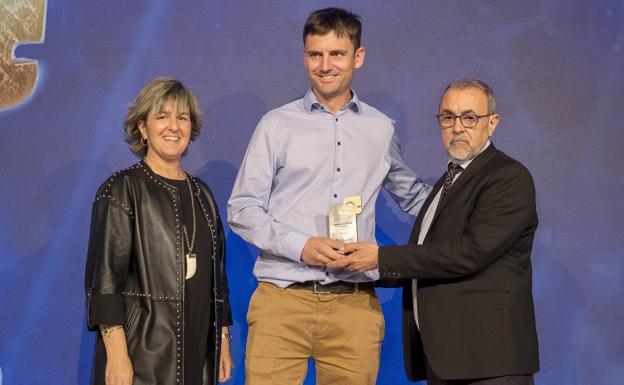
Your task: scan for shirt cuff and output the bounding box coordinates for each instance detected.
[281,229,312,262]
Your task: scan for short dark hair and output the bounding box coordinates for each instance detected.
[124,77,202,158]
[443,79,497,114]
[303,8,362,50]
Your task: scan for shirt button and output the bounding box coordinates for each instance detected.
[335,118,338,122]
[337,141,341,145]
[333,194,337,198]
[337,168,341,172]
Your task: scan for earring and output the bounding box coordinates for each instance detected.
[141,137,147,146]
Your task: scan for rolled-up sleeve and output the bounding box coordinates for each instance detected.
[84,198,133,330]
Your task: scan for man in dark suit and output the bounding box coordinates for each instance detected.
[329,79,540,384]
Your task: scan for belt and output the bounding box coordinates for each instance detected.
[288,281,374,294]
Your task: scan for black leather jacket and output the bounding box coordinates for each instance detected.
[85,160,232,385]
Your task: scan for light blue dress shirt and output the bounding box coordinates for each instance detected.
[228,89,431,287]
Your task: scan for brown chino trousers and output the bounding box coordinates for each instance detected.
[245,282,385,385]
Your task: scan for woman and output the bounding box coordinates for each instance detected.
[85,77,232,385]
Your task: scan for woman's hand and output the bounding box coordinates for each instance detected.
[105,352,134,385]
[218,327,233,382]
[99,324,133,385]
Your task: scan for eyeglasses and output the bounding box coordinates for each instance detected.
[436,113,492,128]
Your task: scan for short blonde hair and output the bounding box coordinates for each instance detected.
[124,77,203,157]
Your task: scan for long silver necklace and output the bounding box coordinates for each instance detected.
[143,157,197,279]
[183,174,197,280]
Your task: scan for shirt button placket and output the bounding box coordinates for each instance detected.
[332,114,342,201]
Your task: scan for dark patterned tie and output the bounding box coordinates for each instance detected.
[441,163,463,197]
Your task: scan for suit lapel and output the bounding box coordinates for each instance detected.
[431,144,499,224]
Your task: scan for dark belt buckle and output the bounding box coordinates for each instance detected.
[312,281,332,294]
[312,281,358,294]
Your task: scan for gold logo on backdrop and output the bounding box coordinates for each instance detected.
[0,0,46,110]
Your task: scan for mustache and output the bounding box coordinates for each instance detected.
[450,135,469,142]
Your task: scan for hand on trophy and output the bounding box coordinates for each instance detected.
[301,237,346,266]
[327,242,379,272]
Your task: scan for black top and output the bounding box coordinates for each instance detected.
[163,176,214,385]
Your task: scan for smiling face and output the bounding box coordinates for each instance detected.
[138,100,192,165]
[439,87,499,163]
[303,31,365,112]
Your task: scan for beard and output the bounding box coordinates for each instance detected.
[445,141,477,164]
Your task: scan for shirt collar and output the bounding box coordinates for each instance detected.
[303,88,361,114]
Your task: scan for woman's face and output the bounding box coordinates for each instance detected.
[139,101,192,164]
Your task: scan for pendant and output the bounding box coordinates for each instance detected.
[185,253,197,279]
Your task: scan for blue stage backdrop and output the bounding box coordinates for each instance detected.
[1,1,623,384]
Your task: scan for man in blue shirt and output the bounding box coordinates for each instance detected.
[228,8,430,385]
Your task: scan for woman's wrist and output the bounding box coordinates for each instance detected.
[221,326,232,342]
[100,324,124,338]
[99,324,129,356]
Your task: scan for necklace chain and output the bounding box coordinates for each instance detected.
[143,157,196,256]
[182,174,197,256]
